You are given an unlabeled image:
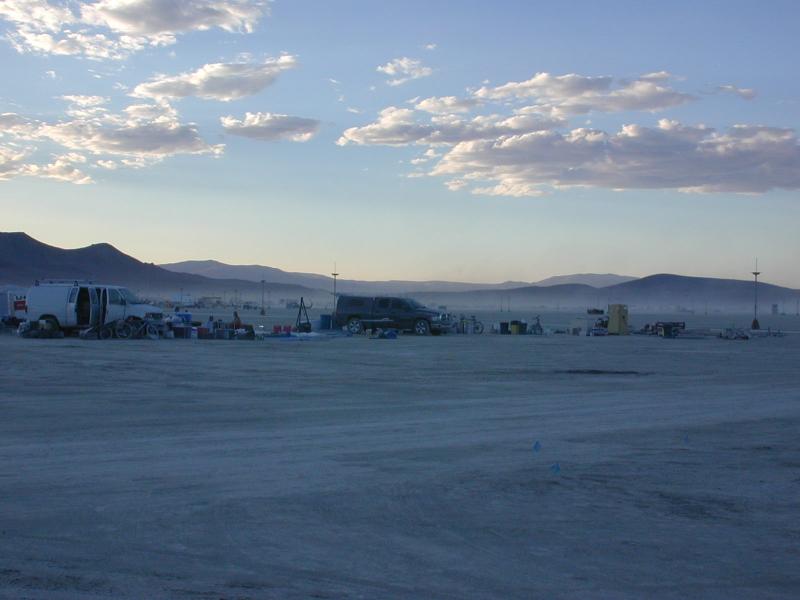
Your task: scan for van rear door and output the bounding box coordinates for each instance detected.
[66,287,79,327]
[89,288,101,327]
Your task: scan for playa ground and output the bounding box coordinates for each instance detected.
[1,332,799,599]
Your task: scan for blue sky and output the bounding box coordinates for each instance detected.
[1,0,799,286]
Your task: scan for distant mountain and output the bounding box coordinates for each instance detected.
[0,233,318,298]
[412,273,800,311]
[161,259,635,294]
[160,259,530,294]
[4,233,798,312]
[533,273,637,288]
[603,274,799,308]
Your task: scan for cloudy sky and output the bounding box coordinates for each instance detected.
[2,0,799,285]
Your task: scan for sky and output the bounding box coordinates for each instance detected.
[1,0,799,286]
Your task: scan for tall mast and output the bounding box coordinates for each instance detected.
[751,259,760,330]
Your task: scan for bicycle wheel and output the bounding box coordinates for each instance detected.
[474,321,485,334]
[115,321,134,339]
[145,324,160,340]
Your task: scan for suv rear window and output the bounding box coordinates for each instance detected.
[345,298,365,307]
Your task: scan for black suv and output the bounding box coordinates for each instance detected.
[333,296,447,335]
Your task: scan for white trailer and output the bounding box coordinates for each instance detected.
[0,286,27,322]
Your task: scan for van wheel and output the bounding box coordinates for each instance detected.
[98,326,114,340]
[347,317,363,334]
[414,319,430,336]
[41,316,60,332]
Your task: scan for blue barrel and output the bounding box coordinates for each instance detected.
[320,314,332,330]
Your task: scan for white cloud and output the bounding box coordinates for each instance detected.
[376,57,432,86]
[0,112,38,137]
[337,106,564,147]
[81,0,266,36]
[132,55,297,101]
[431,120,800,195]
[60,94,109,107]
[0,145,31,180]
[337,69,790,197]
[0,0,76,33]
[38,118,221,158]
[0,99,222,184]
[475,72,612,102]
[717,84,757,100]
[424,43,436,51]
[0,0,269,60]
[414,96,479,114]
[409,148,440,165]
[474,72,694,116]
[0,145,92,184]
[221,112,319,142]
[29,153,93,184]
[6,26,162,60]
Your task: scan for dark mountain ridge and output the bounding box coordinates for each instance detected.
[0,233,316,296]
[3,233,798,311]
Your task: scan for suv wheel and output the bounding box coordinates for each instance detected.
[347,317,363,334]
[414,319,430,336]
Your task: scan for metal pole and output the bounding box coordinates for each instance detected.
[752,260,760,330]
[260,279,265,315]
[331,263,339,317]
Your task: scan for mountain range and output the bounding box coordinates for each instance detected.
[0,233,313,298]
[2,232,798,312]
[159,259,636,293]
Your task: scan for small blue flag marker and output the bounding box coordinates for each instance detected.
[532,441,541,453]
[550,463,561,475]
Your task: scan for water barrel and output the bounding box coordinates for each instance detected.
[500,321,510,335]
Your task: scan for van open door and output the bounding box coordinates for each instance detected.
[75,287,92,326]
[90,287,102,327]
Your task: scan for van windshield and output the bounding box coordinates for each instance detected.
[119,288,141,304]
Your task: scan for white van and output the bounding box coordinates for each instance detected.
[25,281,163,331]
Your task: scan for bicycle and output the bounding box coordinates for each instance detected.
[114,318,161,340]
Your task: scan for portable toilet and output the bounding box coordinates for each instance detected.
[607,304,629,335]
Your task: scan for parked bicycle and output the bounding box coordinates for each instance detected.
[115,318,161,340]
